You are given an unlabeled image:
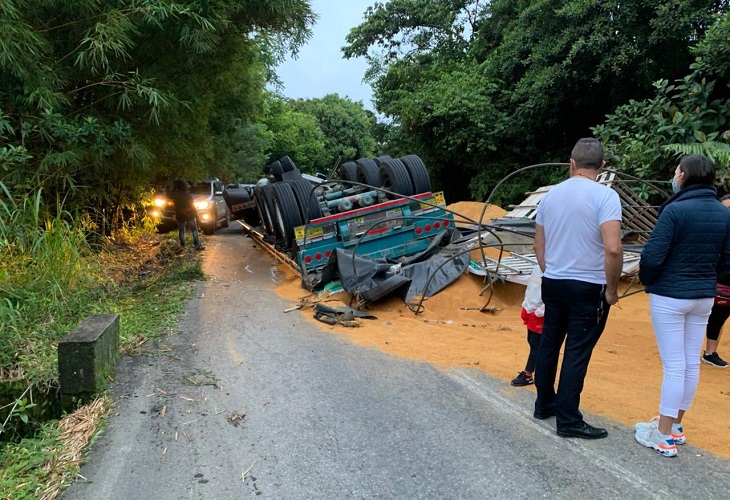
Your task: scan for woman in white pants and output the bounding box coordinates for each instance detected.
[637,155,730,457]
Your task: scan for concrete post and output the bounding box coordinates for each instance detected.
[58,314,120,406]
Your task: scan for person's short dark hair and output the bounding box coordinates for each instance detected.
[720,193,730,201]
[571,138,604,170]
[171,179,188,192]
[679,155,715,188]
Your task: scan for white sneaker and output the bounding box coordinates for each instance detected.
[634,416,659,432]
[671,423,686,445]
[634,417,685,445]
[634,426,678,457]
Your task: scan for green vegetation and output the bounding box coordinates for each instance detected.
[232,92,380,181]
[0,422,61,499]
[4,0,729,213]
[0,186,101,389]
[0,6,340,488]
[2,0,730,494]
[343,0,730,203]
[0,184,200,391]
[1,0,315,232]
[115,246,203,354]
[0,194,201,496]
[290,94,378,171]
[595,12,730,193]
[1,396,110,499]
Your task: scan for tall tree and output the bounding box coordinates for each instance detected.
[0,0,315,230]
[290,94,378,171]
[344,0,728,203]
[344,0,497,201]
[261,95,327,174]
[594,12,730,194]
[479,0,726,161]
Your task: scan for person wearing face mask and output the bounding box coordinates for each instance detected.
[635,155,730,457]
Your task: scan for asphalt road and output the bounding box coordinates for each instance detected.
[65,224,730,499]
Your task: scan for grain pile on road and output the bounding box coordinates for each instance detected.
[274,201,730,458]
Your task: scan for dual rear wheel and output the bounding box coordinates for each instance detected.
[257,154,433,250]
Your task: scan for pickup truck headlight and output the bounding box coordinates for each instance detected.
[195,200,210,210]
[153,197,166,207]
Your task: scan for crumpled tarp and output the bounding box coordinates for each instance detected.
[321,228,469,304]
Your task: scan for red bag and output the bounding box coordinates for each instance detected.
[715,295,730,306]
[715,283,730,305]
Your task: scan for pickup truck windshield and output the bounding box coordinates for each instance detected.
[190,183,212,195]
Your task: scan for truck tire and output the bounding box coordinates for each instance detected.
[270,161,284,181]
[271,182,303,248]
[253,187,268,233]
[288,178,323,223]
[380,158,414,197]
[339,161,357,182]
[355,158,381,188]
[399,154,432,194]
[374,155,392,166]
[279,155,297,172]
[254,184,279,239]
[263,184,285,241]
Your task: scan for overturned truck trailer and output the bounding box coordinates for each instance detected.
[249,155,459,294]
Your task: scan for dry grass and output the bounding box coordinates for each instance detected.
[0,364,25,383]
[39,397,110,500]
[98,233,181,284]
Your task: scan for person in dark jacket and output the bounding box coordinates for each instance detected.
[702,194,730,368]
[169,179,205,251]
[635,155,730,458]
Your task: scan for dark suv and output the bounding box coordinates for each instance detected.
[150,179,230,234]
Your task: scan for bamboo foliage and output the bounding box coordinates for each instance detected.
[0,0,314,232]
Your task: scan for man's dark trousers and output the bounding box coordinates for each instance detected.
[534,277,611,428]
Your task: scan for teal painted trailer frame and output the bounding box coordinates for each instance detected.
[294,191,454,272]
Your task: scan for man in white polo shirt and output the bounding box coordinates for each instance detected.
[532,138,623,439]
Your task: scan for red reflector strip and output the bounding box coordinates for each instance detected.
[366,227,388,236]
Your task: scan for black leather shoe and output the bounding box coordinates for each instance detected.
[533,408,555,420]
[556,421,608,439]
